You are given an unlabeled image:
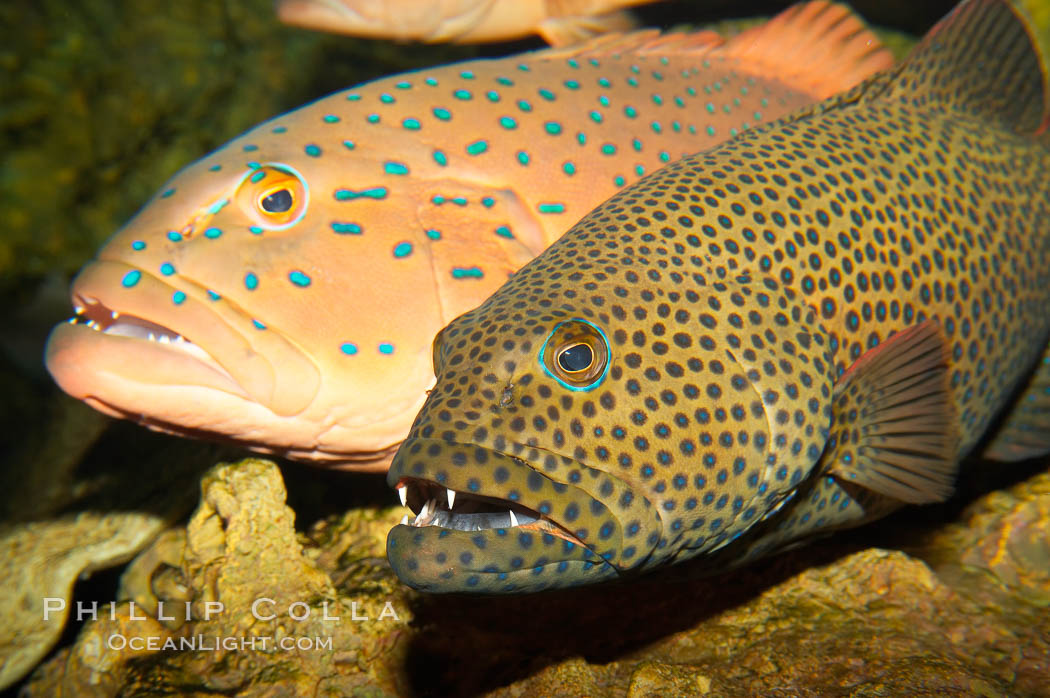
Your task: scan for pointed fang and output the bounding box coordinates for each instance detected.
[398,485,407,507]
[447,488,456,510]
[509,510,519,527]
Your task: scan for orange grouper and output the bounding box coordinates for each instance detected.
[44,3,892,467]
[384,0,1050,593]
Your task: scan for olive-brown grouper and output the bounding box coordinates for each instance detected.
[44,4,891,467]
[385,0,1050,592]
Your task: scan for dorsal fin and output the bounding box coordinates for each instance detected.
[538,2,893,98]
[881,0,1050,137]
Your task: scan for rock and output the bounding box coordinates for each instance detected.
[23,462,1050,697]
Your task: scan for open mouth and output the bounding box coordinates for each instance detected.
[66,298,223,369]
[394,477,584,544]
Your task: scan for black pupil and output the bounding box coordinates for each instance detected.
[261,188,293,213]
[558,343,593,373]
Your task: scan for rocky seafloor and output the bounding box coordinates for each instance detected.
[5,0,1048,695]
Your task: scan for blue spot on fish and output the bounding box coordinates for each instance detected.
[495,226,513,238]
[331,222,362,234]
[466,140,488,155]
[131,240,146,251]
[245,272,259,290]
[288,270,311,287]
[206,198,230,214]
[207,290,221,301]
[252,319,266,330]
[204,228,222,239]
[121,270,141,288]
[160,263,175,276]
[161,188,175,198]
[426,229,441,240]
[250,170,266,183]
[340,342,358,355]
[452,267,484,279]
[172,291,186,305]
[538,203,566,214]
[393,242,413,258]
[323,114,339,123]
[384,161,409,175]
[249,226,264,235]
[305,144,321,157]
[378,343,395,354]
[167,231,183,242]
[335,187,388,200]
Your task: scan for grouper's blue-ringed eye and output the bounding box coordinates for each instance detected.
[234,163,309,231]
[539,319,610,391]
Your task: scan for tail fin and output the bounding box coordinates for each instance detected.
[883,0,1050,138]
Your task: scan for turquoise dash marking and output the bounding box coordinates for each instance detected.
[451,197,467,206]
[563,162,576,175]
[497,77,514,86]
[635,164,645,176]
[499,116,517,129]
[250,170,266,183]
[425,77,438,86]
[172,291,186,305]
[209,164,222,171]
[538,203,565,214]
[433,107,451,120]
[495,225,513,238]
[568,58,579,68]
[131,240,146,251]
[248,161,261,169]
[589,111,603,123]
[343,140,356,150]
[160,263,175,276]
[396,80,411,89]
[632,138,642,152]
[206,198,230,214]
[660,151,671,162]
[706,125,716,136]
[207,290,221,301]
[161,188,175,198]
[288,270,312,287]
[433,149,448,166]
[249,226,264,235]
[432,195,446,205]
[384,161,409,175]
[243,144,258,152]
[453,89,472,100]
[517,99,532,112]
[482,196,495,208]
[402,118,421,130]
[466,140,488,155]
[517,63,530,71]
[323,114,340,123]
[378,343,395,354]
[564,79,580,89]
[544,121,563,135]
[451,267,484,279]
[517,150,530,165]
[615,175,626,186]
[599,95,610,107]
[331,222,362,234]
[272,125,287,133]
[121,270,141,288]
[346,93,362,101]
[167,231,183,242]
[380,93,395,103]
[460,70,475,79]
[601,144,616,155]
[539,88,555,101]
[651,121,663,134]
[486,90,500,102]
[252,319,266,330]
[426,229,442,240]
[577,132,586,145]
[335,187,388,200]
[393,241,413,258]
[245,272,259,290]
[340,342,358,355]
[367,114,380,123]
[204,227,222,239]
[305,144,321,157]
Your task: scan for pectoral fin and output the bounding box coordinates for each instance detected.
[536,10,637,47]
[824,320,957,504]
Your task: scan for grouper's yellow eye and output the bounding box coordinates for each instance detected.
[540,319,610,391]
[235,164,309,230]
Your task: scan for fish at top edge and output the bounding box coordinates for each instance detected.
[384,0,1050,593]
[276,0,650,47]
[44,3,892,468]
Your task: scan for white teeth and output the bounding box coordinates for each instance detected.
[509,510,519,527]
[419,500,430,520]
[400,514,409,526]
[446,488,456,510]
[87,320,99,330]
[111,310,119,319]
[67,317,76,324]
[158,335,170,344]
[398,485,407,507]
[147,332,156,342]
[74,305,84,315]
